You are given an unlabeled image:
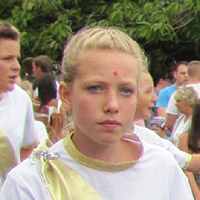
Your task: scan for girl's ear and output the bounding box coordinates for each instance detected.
[59,81,72,111]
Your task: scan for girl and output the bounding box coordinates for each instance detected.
[0,27,193,200]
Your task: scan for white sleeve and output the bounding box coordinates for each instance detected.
[134,125,187,168]
[0,160,52,200]
[161,138,188,169]
[22,95,38,147]
[166,92,179,115]
[0,176,25,200]
[34,120,49,143]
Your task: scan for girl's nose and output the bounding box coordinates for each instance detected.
[103,93,119,114]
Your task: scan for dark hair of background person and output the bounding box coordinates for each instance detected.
[166,61,189,84]
[33,55,53,73]
[173,61,189,72]
[188,100,200,152]
[20,57,35,82]
[0,21,19,40]
[36,74,57,108]
[153,71,173,87]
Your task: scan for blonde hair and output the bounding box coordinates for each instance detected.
[62,26,148,83]
[174,86,198,107]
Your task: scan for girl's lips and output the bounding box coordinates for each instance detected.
[100,123,119,130]
[99,120,121,125]
[98,120,121,131]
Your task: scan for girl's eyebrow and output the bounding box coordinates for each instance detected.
[82,77,137,85]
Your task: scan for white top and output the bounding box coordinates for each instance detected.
[133,125,187,169]
[0,85,38,185]
[0,85,37,163]
[34,120,49,143]
[166,83,200,115]
[0,138,193,200]
[33,101,61,123]
[170,115,192,146]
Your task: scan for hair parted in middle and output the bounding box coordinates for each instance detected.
[61,26,148,83]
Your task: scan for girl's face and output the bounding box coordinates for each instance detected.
[135,73,157,119]
[0,39,20,94]
[61,49,139,146]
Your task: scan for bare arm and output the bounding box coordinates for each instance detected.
[188,155,200,172]
[156,107,166,117]
[185,172,200,200]
[166,113,177,133]
[179,133,200,200]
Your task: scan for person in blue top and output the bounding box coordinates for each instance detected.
[156,61,189,117]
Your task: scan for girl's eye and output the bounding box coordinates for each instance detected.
[87,85,103,93]
[121,87,134,96]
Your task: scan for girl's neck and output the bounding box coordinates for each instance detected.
[72,133,141,163]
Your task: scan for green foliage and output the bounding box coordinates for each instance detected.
[0,0,21,19]
[94,0,200,74]
[1,0,200,75]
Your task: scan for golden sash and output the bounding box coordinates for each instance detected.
[32,139,103,200]
[0,127,17,181]
[183,153,192,170]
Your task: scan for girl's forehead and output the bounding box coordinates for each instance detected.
[77,49,140,75]
[76,70,139,85]
[74,67,139,88]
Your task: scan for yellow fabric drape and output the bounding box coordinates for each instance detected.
[40,158,103,200]
[0,127,17,180]
[32,139,103,200]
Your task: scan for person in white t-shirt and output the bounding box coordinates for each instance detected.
[0,21,38,186]
[134,71,200,172]
[0,26,193,200]
[134,71,200,199]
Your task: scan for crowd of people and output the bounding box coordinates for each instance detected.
[150,61,200,199]
[1,20,200,199]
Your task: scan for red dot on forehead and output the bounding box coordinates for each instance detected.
[113,71,118,77]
